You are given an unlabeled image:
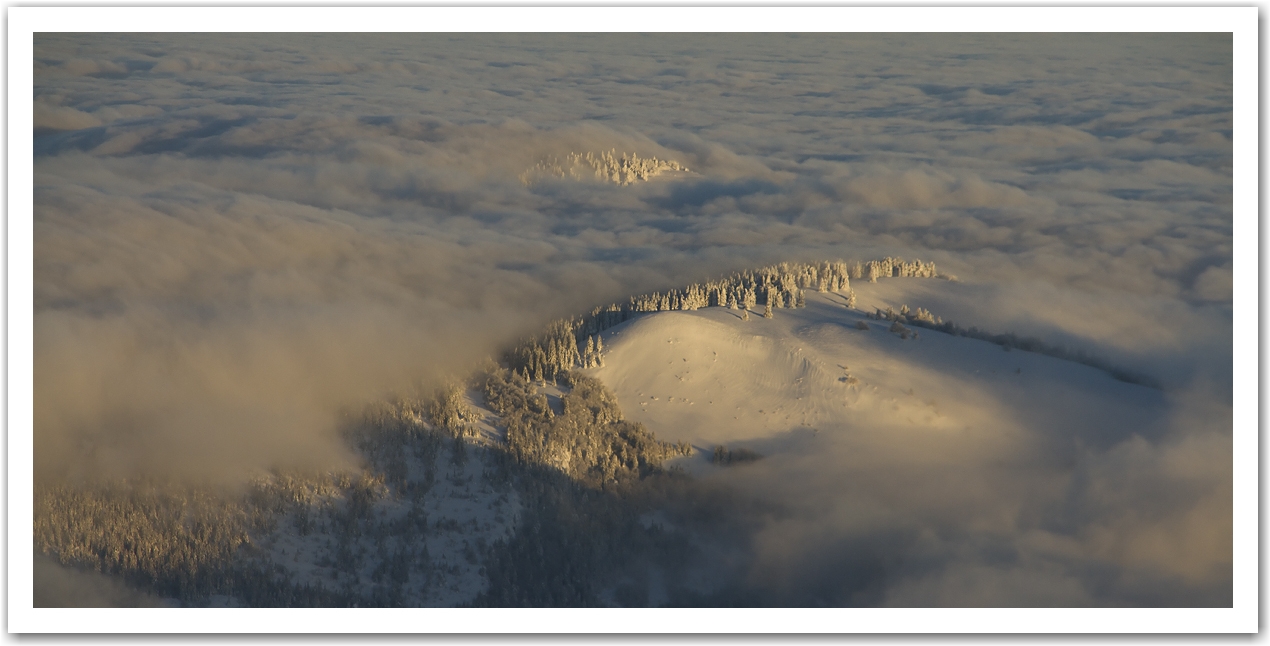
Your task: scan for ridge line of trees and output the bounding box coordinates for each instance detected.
[507,257,941,382]
[868,305,1162,389]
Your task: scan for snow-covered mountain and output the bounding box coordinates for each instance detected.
[34,267,1227,608]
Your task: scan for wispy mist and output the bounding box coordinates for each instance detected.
[702,359,1231,606]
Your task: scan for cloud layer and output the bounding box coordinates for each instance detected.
[706,361,1232,607]
[32,33,1232,604]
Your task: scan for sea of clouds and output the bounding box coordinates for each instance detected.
[32,32,1232,606]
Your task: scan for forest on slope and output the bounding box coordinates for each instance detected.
[35,256,1196,607]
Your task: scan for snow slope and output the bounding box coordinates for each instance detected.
[589,285,1167,470]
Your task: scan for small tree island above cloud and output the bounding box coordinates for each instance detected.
[32,32,1231,609]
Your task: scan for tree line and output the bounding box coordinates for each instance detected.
[507,257,941,382]
[868,305,1161,388]
[520,150,690,187]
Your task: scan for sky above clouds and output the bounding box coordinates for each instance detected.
[31,32,1233,607]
